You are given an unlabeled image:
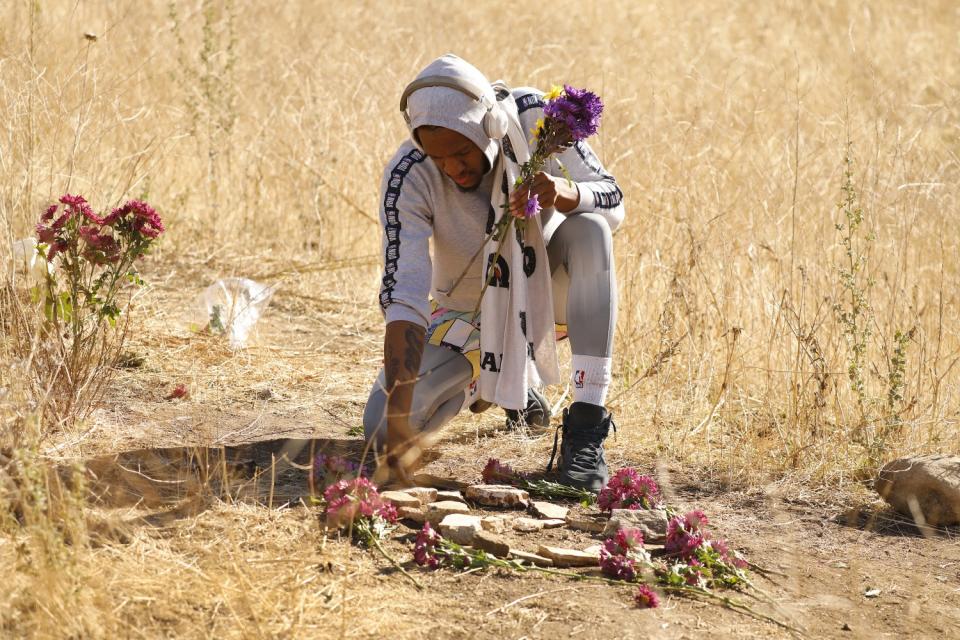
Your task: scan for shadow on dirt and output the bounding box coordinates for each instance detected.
[80,438,379,518]
[831,504,960,539]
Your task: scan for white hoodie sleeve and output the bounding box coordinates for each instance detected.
[513,88,626,232]
[378,146,433,328]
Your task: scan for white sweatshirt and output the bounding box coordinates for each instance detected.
[378,87,625,328]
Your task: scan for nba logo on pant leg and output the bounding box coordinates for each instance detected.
[574,370,585,388]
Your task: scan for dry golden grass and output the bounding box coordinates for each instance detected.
[1,1,959,637]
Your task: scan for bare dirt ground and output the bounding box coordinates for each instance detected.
[48,256,959,639]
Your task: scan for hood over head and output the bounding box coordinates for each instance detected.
[405,54,500,169]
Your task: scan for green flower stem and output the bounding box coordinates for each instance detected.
[517,479,595,504]
[356,520,424,591]
[432,540,801,634]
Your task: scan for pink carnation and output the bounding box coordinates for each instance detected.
[413,522,443,569]
[322,477,396,528]
[634,584,660,609]
[597,468,661,511]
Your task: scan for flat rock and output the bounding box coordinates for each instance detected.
[510,550,554,567]
[538,545,600,568]
[472,530,510,557]
[465,484,530,508]
[400,487,438,505]
[440,513,482,545]
[437,490,467,503]
[565,513,607,533]
[541,519,566,529]
[530,501,569,521]
[380,491,421,509]
[875,454,960,526]
[602,508,670,543]
[424,500,470,523]
[513,517,545,532]
[413,473,467,490]
[480,516,510,534]
[397,506,426,524]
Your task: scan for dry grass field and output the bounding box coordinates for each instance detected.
[1,1,959,638]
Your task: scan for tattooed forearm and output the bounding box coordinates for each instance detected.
[403,327,422,375]
[384,320,425,395]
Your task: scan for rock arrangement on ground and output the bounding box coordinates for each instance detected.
[875,454,960,527]
[383,477,675,571]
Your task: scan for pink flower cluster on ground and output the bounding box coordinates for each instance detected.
[599,527,646,581]
[413,522,443,569]
[322,477,396,529]
[481,458,525,485]
[664,509,747,569]
[597,468,661,511]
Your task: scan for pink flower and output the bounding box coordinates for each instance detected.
[106,199,164,239]
[597,468,661,511]
[599,527,646,581]
[60,193,104,225]
[481,458,525,485]
[46,239,68,261]
[665,510,710,559]
[322,477,396,528]
[414,522,443,569]
[634,584,660,609]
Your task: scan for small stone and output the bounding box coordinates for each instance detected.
[602,508,670,543]
[510,550,554,567]
[565,513,607,533]
[465,484,530,508]
[380,491,421,509]
[424,500,470,523]
[397,506,426,523]
[538,545,600,568]
[472,530,510,557]
[400,487,438,505]
[481,516,510,534]
[530,501,568,520]
[864,588,881,598]
[513,517,545,532]
[541,519,566,529]
[875,454,960,526]
[437,490,467,503]
[440,514,482,545]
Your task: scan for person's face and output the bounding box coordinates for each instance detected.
[417,127,487,190]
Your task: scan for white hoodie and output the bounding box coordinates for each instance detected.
[379,55,625,328]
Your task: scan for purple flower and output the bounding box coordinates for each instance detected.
[543,85,603,142]
[523,194,541,219]
[414,522,443,569]
[634,584,660,609]
[597,468,661,511]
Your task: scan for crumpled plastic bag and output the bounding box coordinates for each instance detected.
[8,237,55,286]
[191,278,278,349]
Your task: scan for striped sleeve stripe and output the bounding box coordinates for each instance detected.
[379,148,426,310]
[593,181,624,210]
[516,93,544,114]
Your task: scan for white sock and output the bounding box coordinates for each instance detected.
[571,354,612,406]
